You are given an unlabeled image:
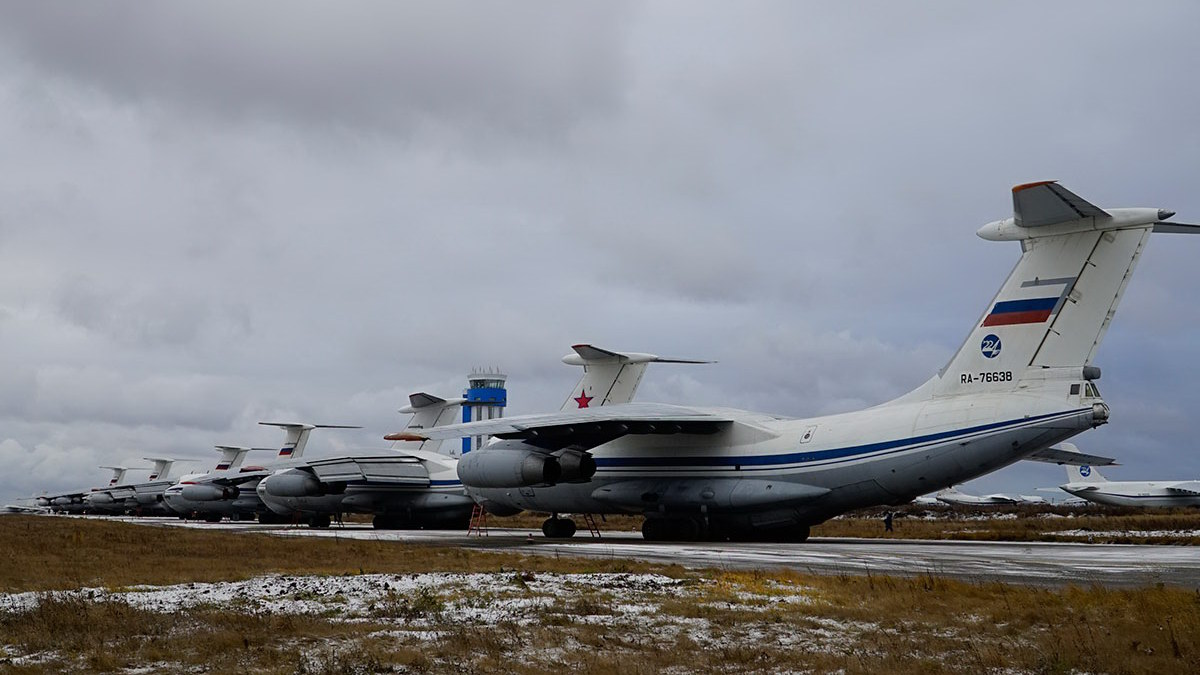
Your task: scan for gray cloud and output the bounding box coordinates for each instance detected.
[2,3,1200,502]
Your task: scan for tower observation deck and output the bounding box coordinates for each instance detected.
[462,369,507,455]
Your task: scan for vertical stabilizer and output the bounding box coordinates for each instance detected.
[915,181,1196,398]
[1067,463,1107,484]
[560,344,711,410]
[99,466,129,487]
[258,422,361,459]
[396,392,465,456]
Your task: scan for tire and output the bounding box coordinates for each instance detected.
[309,514,332,529]
[542,517,577,538]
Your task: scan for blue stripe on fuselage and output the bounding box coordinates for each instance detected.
[593,408,1089,470]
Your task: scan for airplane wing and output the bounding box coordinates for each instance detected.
[1024,445,1117,467]
[304,455,430,486]
[1165,481,1200,495]
[384,402,739,452]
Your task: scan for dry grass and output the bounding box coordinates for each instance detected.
[3,516,1199,673]
[814,504,1200,544]
[0,515,680,593]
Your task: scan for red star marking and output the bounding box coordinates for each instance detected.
[574,389,594,408]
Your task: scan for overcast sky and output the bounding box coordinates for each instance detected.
[2,2,1198,504]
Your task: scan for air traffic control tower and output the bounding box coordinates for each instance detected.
[462,369,507,455]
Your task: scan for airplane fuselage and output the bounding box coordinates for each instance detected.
[1060,482,1200,508]
[469,383,1105,533]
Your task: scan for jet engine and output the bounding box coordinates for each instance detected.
[554,449,597,483]
[260,469,324,498]
[86,492,114,505]
[180,483,239,501]
[457,441,562,488]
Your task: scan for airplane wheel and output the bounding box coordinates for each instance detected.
[309,514,331,529]
[542,517,577,538]
[203,513,222,523]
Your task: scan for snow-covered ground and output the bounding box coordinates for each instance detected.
[1048,529,1200,538]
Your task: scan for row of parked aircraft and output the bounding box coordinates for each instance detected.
[24,182,1200,539]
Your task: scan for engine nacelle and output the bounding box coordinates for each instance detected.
[53,497,73,506]
[555,450,597,483]
[260,470,322,498]
[458,442,561,488]
[180,483,239,502]
[86,492,114,505]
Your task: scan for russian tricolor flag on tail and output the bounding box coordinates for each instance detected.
[982,297,1059,326]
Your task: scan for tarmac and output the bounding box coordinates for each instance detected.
[113,517,1200,588]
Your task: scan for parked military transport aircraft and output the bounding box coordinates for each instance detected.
[1056,463,1200,507]
[37,465,145,514]
[391,182,1198,542]
[935,487,1045,506]
[162,445,279,521]
[256,394,469,529]
[161,422,360,524]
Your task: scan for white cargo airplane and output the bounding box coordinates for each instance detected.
[256,394,468,529]
[161,422,361,524]
[1057,463,1200,508]
[390,182,1199,541]
[161,445,279,521]
[934,487,1045,506]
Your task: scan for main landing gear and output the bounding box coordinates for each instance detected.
[541,515,577,539]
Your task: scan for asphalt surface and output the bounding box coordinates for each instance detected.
[105,517,1200,588]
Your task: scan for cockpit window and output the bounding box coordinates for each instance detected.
[1084,383,1101,398]
[1070,384,1081,396]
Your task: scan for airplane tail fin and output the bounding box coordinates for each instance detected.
[560,344,712,411]
[258,422,362,459]
[913,181,1197,399]
[394,392,465,456]
[99,466,129,487]
[212,445,277,471]
[142,457,183,482]
[1066,462,1107,484]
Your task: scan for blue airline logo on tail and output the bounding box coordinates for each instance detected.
[980,334,1002,358]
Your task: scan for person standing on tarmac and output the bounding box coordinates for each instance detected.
[883,511,894,533]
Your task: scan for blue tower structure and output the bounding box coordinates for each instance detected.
[462,369,507,455]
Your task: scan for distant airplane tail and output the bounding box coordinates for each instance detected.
[98,465,131,487]
[905,181,1198,400]
[393,392,464,456]
[560,344,711,410]
[1066,463,1107,484]
[258,422,361,459]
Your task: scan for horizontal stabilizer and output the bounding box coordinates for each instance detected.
[564,343,713,365]
[399,392,465,414]
[1153,221,1200,234]
[258,422,362,430]
[1013,180,1109,228]
[1025,444,1117,467]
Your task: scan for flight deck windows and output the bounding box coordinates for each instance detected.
[1070,384,1081,396]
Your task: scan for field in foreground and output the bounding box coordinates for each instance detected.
[1,516,1198,674]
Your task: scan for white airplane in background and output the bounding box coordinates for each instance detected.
[934,487,1045,506]
[40,465,149,514]
[161,445,280,521]
[258,345,710,531]
[82,465,152,514]
[1057,463,1200,508]
[257,394,468,529]
[392,181,1199,542]
[161,422,361,524]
